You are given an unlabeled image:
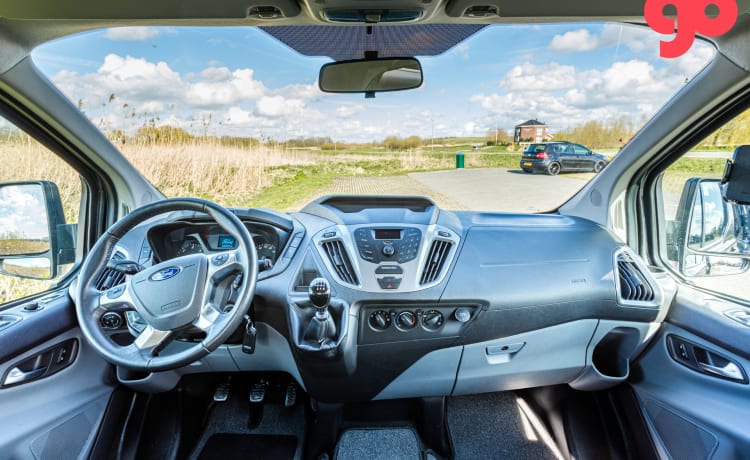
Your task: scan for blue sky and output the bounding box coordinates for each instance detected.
[31,24,713,142]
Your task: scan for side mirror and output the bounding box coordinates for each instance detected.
[0,181,68,279]
[669,178,750,277]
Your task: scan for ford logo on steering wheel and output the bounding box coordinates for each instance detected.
[149,266,182,282]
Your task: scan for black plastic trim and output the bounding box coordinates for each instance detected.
[0,288,77,363]
[667,290,750,362]
[88,388,138,460]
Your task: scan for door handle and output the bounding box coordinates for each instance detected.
[3,366,47,386]
[697,361,745,381]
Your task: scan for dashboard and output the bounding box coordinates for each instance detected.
[148,221,282,263]
[106,195,676,402]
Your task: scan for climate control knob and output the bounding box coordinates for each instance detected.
[422,310,444,330]
[382,244,395,257]
[394,311,417,330]
[368,310,391,331]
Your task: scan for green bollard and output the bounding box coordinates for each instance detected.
[456,152,465,169]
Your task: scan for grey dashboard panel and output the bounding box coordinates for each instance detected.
[452,319,599,395]
[442,217,622,308]
[374,346,462,400]
[227,323,306,388]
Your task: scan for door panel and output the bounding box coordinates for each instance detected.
[0,289,114,460]
[631,286,750,460]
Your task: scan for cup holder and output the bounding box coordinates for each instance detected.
[591,327,640,378]
[570,326,641,391]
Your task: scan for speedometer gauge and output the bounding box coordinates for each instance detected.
[176,237,203,256]
[256,243,277,260]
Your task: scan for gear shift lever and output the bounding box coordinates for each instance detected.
[303,278,337,344]
[309,278,331,312]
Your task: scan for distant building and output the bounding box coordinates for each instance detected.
[514,119,549,143]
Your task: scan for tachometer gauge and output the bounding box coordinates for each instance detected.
[256,242,277,260]
[176,237,203,256]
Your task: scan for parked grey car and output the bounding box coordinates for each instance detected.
[520,142,608,175]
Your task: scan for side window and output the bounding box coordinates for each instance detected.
[658,108,750,301]
[0,116,81,304]
[573,144,590,155]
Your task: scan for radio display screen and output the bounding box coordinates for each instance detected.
[374,229,401,240]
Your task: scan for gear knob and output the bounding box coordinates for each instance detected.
[308,278,331,309]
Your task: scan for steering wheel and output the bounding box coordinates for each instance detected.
[75,198,257,372]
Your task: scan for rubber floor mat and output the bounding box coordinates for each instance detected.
[197,433,297,460]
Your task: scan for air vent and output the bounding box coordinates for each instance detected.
[321,240,359,285]
[420,240,453,285]
[616,251,655,303]
[95,251,126,291]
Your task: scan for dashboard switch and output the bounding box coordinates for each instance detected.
[377,276,402,290]
[454,307,472,323]
[375,265,403,275]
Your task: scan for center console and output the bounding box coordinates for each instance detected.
[312,224,460,292]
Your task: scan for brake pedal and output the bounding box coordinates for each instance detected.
[249,381,267,404]
[213,380,231,402]
[284,382,297,408]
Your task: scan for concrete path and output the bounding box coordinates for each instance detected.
[409,168,589,212]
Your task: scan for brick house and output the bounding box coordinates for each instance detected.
[514,119,549,143]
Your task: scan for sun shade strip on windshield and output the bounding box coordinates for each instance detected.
[260,24,486,61]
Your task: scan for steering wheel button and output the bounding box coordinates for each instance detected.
[212,254,229,266]
[107,285,125,299]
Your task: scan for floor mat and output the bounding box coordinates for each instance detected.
[334,428,422,460]
[187,382,306,460]
[197,433,297,460]
[447,392,562,460]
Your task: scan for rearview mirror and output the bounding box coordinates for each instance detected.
[669,178,750,277]
[0,181,67,279]
[319,58,423,95]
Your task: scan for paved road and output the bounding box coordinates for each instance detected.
[685,150,733,159]
[409,168,588,212]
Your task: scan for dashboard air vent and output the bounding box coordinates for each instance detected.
[616,251,655,303]
[95,251,126,291]
[321,240,359,285]
[420,240,453,285]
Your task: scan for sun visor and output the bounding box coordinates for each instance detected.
[260,24,486,60]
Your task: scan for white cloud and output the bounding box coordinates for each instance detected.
[549,29,598,52]
[185,67,267,107]
[50,53,332,139]
[255,96,305,117]
[224,107,277,127]
[0,185,48,239]
[335,104,364,118]
[549,24,657,53]
[104,27,161,41]
[502,62,577,91]
[280,83,324,100]
[470,53,711,129]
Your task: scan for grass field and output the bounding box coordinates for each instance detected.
[0,137,728,303]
